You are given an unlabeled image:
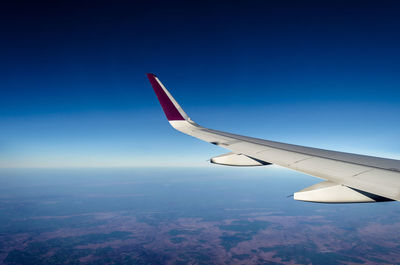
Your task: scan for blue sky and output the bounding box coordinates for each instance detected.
[1,0,400,168]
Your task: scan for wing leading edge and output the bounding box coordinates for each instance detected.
[147,73,400,203]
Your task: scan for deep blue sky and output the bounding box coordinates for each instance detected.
[1,0,400,168]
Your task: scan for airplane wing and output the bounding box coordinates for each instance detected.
[147,73,400,203]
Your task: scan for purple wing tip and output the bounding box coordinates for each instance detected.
[147,73,185,121]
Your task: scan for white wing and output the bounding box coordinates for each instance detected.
[147,73,400,203]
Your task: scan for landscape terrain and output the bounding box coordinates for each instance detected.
[1,168,399,264]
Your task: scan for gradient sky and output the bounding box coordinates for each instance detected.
[1,0,400,168]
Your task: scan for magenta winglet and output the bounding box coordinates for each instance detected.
[147,73,185,121]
